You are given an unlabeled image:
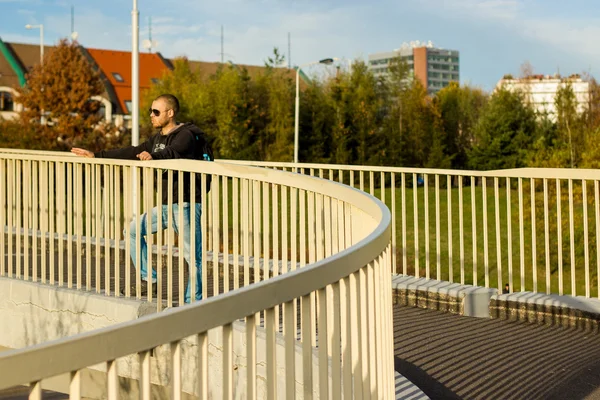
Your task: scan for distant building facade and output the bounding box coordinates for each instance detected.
[0,37,299,127]
[368,41,460,94]
[497,74,590,120]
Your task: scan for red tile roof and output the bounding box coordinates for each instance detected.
[86,49,171,114]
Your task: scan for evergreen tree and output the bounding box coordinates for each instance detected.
[468,87,537,170]
[299,80,334,163]
[435,82,487,169]
[328,68,353,165]
[263,48,294,161]
[347,61,381,165]
[379,55,411,166]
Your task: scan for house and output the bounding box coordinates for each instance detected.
[0,38,301,127]
[0,38,46,120]
[84,48,173,128]
[0,40,173,127]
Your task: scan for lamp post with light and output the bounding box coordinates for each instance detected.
[25,24,44,124]
[294,58,336,164]
[25,24,44,65]
[131,0,139,147]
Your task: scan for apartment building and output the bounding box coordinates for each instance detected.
[368,41,460,94]
[497,74,590,120]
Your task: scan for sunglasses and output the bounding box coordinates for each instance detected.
[149,108,170,117]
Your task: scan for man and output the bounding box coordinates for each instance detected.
[71,94,204,304]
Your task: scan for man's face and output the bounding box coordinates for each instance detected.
[149,99,172,128]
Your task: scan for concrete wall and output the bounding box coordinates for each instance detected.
[0,277,156,349]
[392,275,496,318]
[0,277,329,399]
[392,274,600,334]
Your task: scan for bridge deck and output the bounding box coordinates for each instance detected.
[4,235,600,399]
[393,305,600,399]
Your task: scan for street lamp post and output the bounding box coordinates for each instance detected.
[25,24,44,124]
[25,24,44,65]
[294,58,336,164]
[131,0,139,215]
[131,0,139,146]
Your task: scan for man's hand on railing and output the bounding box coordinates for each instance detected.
[70,148,95,158]
[136,151,153,161]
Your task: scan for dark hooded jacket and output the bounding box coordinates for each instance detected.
[94,122,206,204]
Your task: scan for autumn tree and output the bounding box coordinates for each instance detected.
[16,39,107,150]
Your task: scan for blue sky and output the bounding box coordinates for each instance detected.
[1,0,599,91]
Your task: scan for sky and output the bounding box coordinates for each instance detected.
[1,0,599,91]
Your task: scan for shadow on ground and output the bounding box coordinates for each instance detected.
[394,305,600,400]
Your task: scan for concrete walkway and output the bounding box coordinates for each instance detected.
[393,305,600,400]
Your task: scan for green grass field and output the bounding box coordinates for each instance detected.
[13,165,599,298]
[373,180,600,297]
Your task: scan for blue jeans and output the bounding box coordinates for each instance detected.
[127,203,202,303]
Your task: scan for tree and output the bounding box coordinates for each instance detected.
[265,47,286,68]
[519,61,534,79]
[208,64,264,160]
[347,61,382,165]
[581,127,600,168]
[299,80,334,163]
[394,80,440,167]
[16,39,107,150]
[581,77,600,168]
[435,82,487,169]
[468,87,537,170]
[327,66,353,165]
[262,48,294,161]
[380,55,411,166]
[555,80,585,167]
[142,57,209,134]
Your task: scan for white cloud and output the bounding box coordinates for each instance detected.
[453,0,521,20]
[410,0,600,70]
[16,9,35,16]
[520,18,600,62]
[158,4,369,67]
[5,0,599,87]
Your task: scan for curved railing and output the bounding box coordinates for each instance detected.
[0,150,393,398]
[223,160,600,298]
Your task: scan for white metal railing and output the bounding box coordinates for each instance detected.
[224,160,600,298]
[0,150,393,398]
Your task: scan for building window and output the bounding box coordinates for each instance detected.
[112,72,124,82]
[0,91,14,111]
[124,100,132,113]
